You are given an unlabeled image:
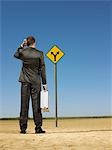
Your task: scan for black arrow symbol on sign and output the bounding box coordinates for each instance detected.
[51,51,60,61]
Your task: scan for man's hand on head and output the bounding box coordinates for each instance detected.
[21,39,27,48]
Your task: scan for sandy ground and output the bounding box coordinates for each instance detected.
[0,118,112,150]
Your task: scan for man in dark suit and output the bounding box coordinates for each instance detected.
[14,36,47,134]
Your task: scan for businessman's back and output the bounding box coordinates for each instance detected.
[14,36,47,134]
[14,47,46,84]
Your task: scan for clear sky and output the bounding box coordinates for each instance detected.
[0,0,111,118]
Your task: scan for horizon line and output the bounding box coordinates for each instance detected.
[0,116,112,120]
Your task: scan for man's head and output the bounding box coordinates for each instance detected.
[26,36,36,47]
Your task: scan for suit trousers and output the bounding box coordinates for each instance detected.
[19,82,42,131]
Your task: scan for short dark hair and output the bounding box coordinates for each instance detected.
[26,36,36,46]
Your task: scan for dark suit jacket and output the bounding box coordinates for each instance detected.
[14,47,47,85]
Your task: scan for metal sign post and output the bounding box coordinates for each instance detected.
[46,45,64,127]
[54,63,58,127]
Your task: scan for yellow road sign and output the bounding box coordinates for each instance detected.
[46,45,64,63]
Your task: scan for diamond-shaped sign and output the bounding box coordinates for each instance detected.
[46,45,64,63]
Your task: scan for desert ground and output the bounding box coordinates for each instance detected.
[0,118,112,150]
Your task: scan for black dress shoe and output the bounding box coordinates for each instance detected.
[35,128,46,134]
[20,130,26,134]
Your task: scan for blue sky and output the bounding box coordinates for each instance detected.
[0,0,111,118]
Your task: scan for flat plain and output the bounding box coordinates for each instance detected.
[0,118,112,150]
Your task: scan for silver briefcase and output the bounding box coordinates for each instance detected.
[40,90,49,112]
